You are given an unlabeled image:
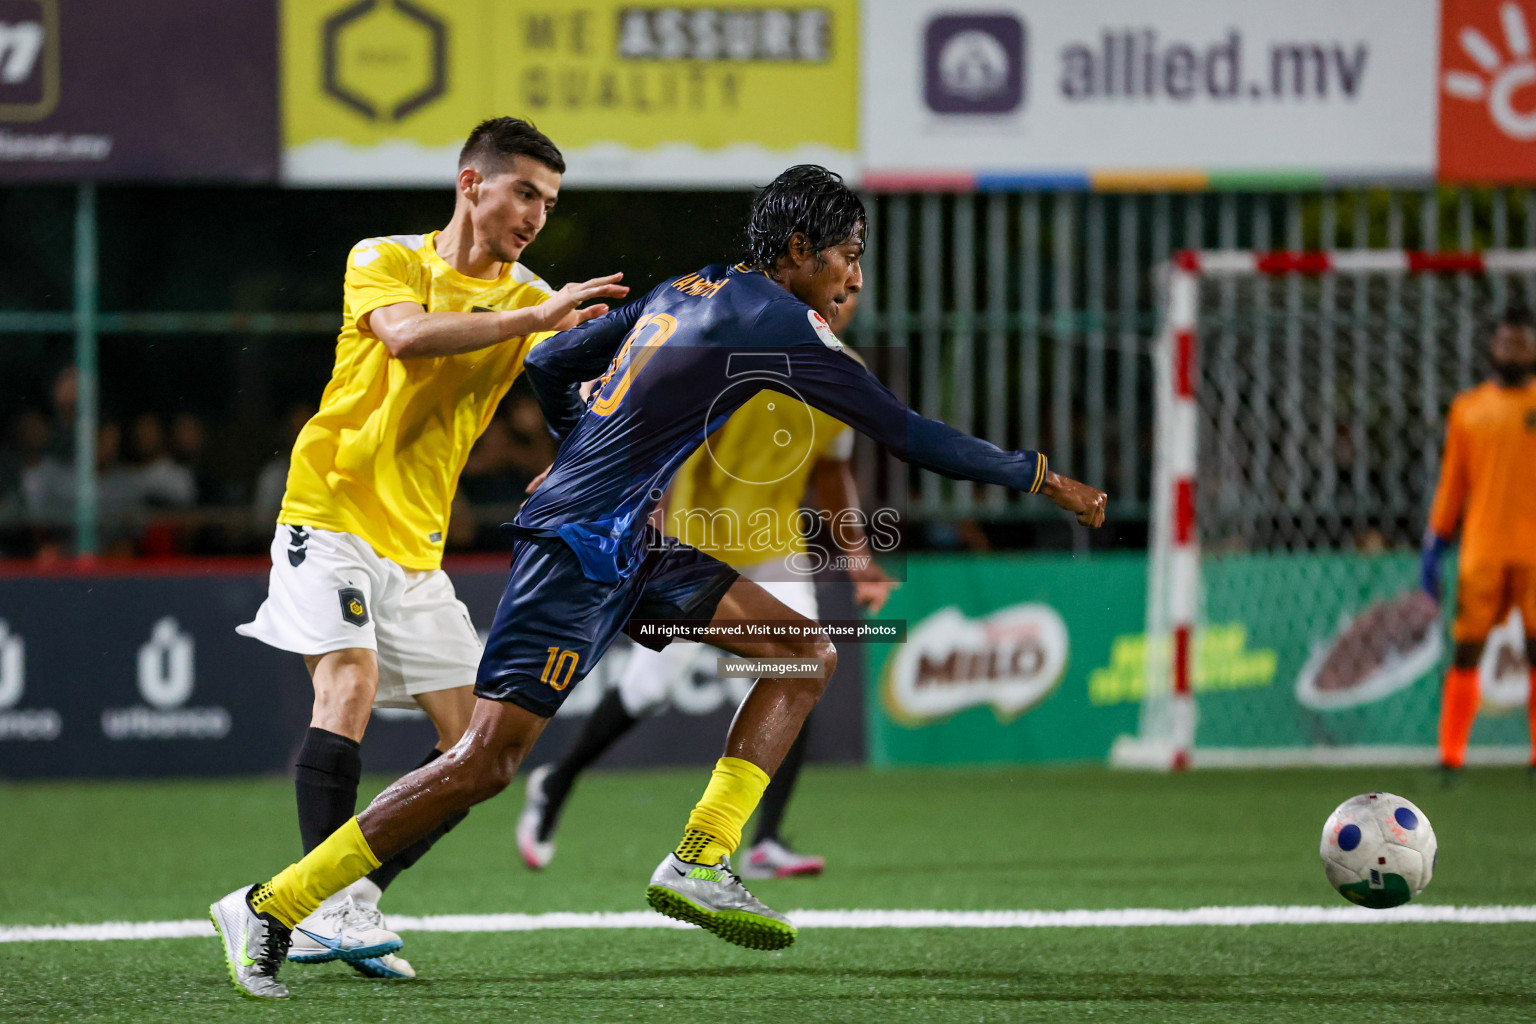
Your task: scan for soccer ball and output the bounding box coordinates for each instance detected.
[1320,792,1437,908]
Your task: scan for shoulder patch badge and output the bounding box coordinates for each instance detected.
[339,588,370,627]
[808,309,843,351]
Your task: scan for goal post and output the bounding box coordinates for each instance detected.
[1114,249,1536,770]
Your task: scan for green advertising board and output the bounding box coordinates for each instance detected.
[1195,551,1529,755]
[867,551,1529,767]
[865,552,1146,766]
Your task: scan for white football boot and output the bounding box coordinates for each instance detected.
[740,838,826,879]
[349,950,417,980]
[210,885,291,999]
[339,895,415,979]
[287,894,403,965]
[517,763,556,870]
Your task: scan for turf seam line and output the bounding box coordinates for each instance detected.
[7,905,1536,943]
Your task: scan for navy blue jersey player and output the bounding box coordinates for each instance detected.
[211,166,1107,997]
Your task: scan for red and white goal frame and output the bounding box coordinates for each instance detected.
[1113,249,1536,771]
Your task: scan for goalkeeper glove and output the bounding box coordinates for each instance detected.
[1420,533,1450,603]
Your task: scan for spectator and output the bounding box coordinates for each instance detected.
[504,390,556,487]
[1,409,50,522]
[44,366,78,461]
[250,403,314,532]
[459,416,525,506]
[23,420,143,557]
[130,412,197,509]
[170,412,219,505]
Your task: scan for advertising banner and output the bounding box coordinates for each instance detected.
[866,552,1527,767]
[861,0,1441,190]
[1188,552,1529,757]
[0,0,278,183]
[1437,0,1536,183]
[865,553,1145,766]
[281,0,859,186]
[0,563,864,779]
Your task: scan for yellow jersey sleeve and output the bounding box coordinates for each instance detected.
[344,238,426,327]
[279,230,554,571]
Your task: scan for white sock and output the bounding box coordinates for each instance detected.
[346,876,384,906]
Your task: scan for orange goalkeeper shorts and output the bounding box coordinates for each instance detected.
[1452,563,1536,644]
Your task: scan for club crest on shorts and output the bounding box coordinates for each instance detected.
[339,587,369,627]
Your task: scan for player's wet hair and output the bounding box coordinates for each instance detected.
[458,117,565,175]
[744,165,865,270]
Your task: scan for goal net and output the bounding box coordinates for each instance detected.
[1115,250,1536,769]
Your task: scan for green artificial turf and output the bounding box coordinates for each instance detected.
[2,765,1534,1022]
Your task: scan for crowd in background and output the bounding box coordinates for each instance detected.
[0,362,1009,562]
[0,366,557,561]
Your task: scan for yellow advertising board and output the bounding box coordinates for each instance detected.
[281,0,858,186]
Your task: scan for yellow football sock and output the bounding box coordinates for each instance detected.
[249,817,382,928]
[675,756,770,865]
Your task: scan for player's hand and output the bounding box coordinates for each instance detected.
[535,272,629,331]
[1041,471,1107,528]
[850,558,898,613]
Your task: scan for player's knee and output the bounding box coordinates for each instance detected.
[442,745,518,806]
[1452,642,1483,671]
[803,636,837,701]
[309,651,378,734]
[468,759,516,804]
[819,636,838,678]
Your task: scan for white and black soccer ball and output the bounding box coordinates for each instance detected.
[1320,792,1436,908]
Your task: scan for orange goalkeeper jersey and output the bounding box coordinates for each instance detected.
[1428,379,1536,570]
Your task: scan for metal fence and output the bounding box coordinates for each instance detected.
[849,188,1536,522]
[3,185,1534,555]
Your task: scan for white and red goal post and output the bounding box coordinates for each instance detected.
[1113,249,1536,771]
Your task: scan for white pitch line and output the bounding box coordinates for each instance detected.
[5,905,1536,944]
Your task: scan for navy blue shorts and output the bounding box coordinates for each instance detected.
[474,526,739,717]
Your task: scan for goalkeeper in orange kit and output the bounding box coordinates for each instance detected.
[1421,304,1536,773]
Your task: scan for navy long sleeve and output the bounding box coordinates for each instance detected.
[524,297,647,440]
[767,339,1047,494]
[515,264,1049,582]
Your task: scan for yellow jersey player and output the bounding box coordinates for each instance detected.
[516,295,896,878]
[235,117,627,979]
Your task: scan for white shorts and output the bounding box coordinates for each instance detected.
[237,524,482,709]
[616,557,819,717]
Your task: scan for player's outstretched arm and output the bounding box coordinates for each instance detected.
[524,296,649,439]
[771,344,1108,527]
[364,273,628,360]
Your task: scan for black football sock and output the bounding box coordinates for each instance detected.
[294,727,363,854]
[368,745,469,894]
[751,717,810,847]
[537,687,640,842]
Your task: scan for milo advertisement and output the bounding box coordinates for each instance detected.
[868,551,1529,767]
[866,553,1146,765]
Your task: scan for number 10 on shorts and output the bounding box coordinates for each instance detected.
[540,647,580,690]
